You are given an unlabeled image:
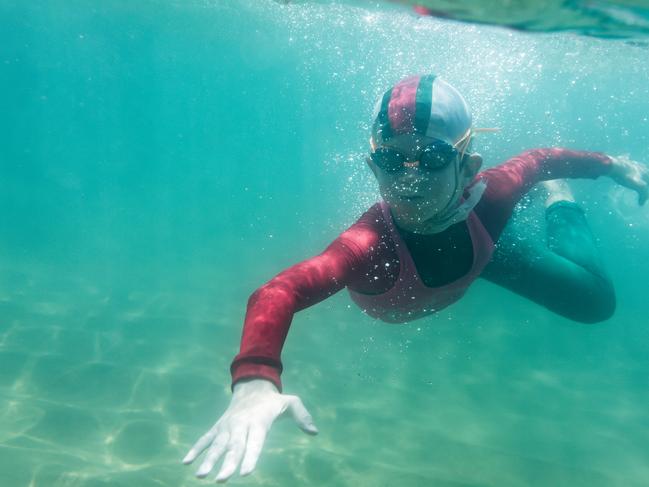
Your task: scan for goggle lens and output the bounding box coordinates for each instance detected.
[370,140,458,174]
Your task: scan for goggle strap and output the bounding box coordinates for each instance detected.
[454,127,500,160]
[472,127,501,133]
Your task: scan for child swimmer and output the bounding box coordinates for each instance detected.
[183,74,649,482]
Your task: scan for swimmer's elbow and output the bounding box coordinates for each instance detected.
[247,280,298,309]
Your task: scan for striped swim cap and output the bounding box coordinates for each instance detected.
[371,74,472,148]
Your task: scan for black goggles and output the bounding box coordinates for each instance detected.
[369,140,461,174]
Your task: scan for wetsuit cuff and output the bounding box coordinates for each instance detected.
[231,363,282,393]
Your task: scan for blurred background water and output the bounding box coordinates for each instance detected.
[391,0,649,37]
[1,1,649,486]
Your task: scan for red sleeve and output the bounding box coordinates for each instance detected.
[474,148,613,242]
[230,204,388,392]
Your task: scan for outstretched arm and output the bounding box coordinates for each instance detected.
[474,148,647,241]
[479,148,613,208]
[183,205,387,482]
[231,213,385,392]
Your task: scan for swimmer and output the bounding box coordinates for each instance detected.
[182,74,648,482]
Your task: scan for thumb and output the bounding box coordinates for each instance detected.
[285,395,319,435]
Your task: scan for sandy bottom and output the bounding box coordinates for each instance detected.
[1,262,648,487]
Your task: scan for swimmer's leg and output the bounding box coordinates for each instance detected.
[481,181,616,323]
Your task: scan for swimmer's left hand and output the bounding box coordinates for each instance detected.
[609,154,649,205]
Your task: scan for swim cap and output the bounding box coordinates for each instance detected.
[371,74,472,147]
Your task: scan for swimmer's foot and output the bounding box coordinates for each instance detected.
[540,179,575,208]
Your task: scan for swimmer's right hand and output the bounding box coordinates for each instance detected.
[182,378,318,482]
[609,154,649,205]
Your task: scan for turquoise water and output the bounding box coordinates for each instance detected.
[1,1,649,486]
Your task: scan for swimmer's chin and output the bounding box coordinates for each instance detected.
[388,200,437,218]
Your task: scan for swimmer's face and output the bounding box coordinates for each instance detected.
[367,134,482,231]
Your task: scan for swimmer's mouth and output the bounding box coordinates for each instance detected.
[395,194,424,202]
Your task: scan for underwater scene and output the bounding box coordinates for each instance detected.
[1,1,649,486]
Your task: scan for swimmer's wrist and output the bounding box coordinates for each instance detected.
[233,378,279,395]
[607,155,624,178]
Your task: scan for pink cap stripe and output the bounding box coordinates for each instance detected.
[387,75,420,135]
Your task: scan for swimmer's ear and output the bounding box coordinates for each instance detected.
[366,156,379,178]
[462,153,482,180]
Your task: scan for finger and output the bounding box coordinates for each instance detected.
[183,431,216,464]
[215,429,247,483]
[240,425,268,476]
[286,396,319,435]
[195,432,229,478]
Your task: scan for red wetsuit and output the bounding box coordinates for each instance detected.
[230,149,612,391]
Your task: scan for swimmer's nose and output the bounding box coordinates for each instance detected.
[400,164,423,182]
[394,166,424,190]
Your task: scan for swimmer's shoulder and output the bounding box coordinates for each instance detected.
[334,202,390,256]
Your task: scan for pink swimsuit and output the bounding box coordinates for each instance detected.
[349,201,494,323]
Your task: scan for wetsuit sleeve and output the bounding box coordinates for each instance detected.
[474,148,613,242]
[230,205,385,392]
